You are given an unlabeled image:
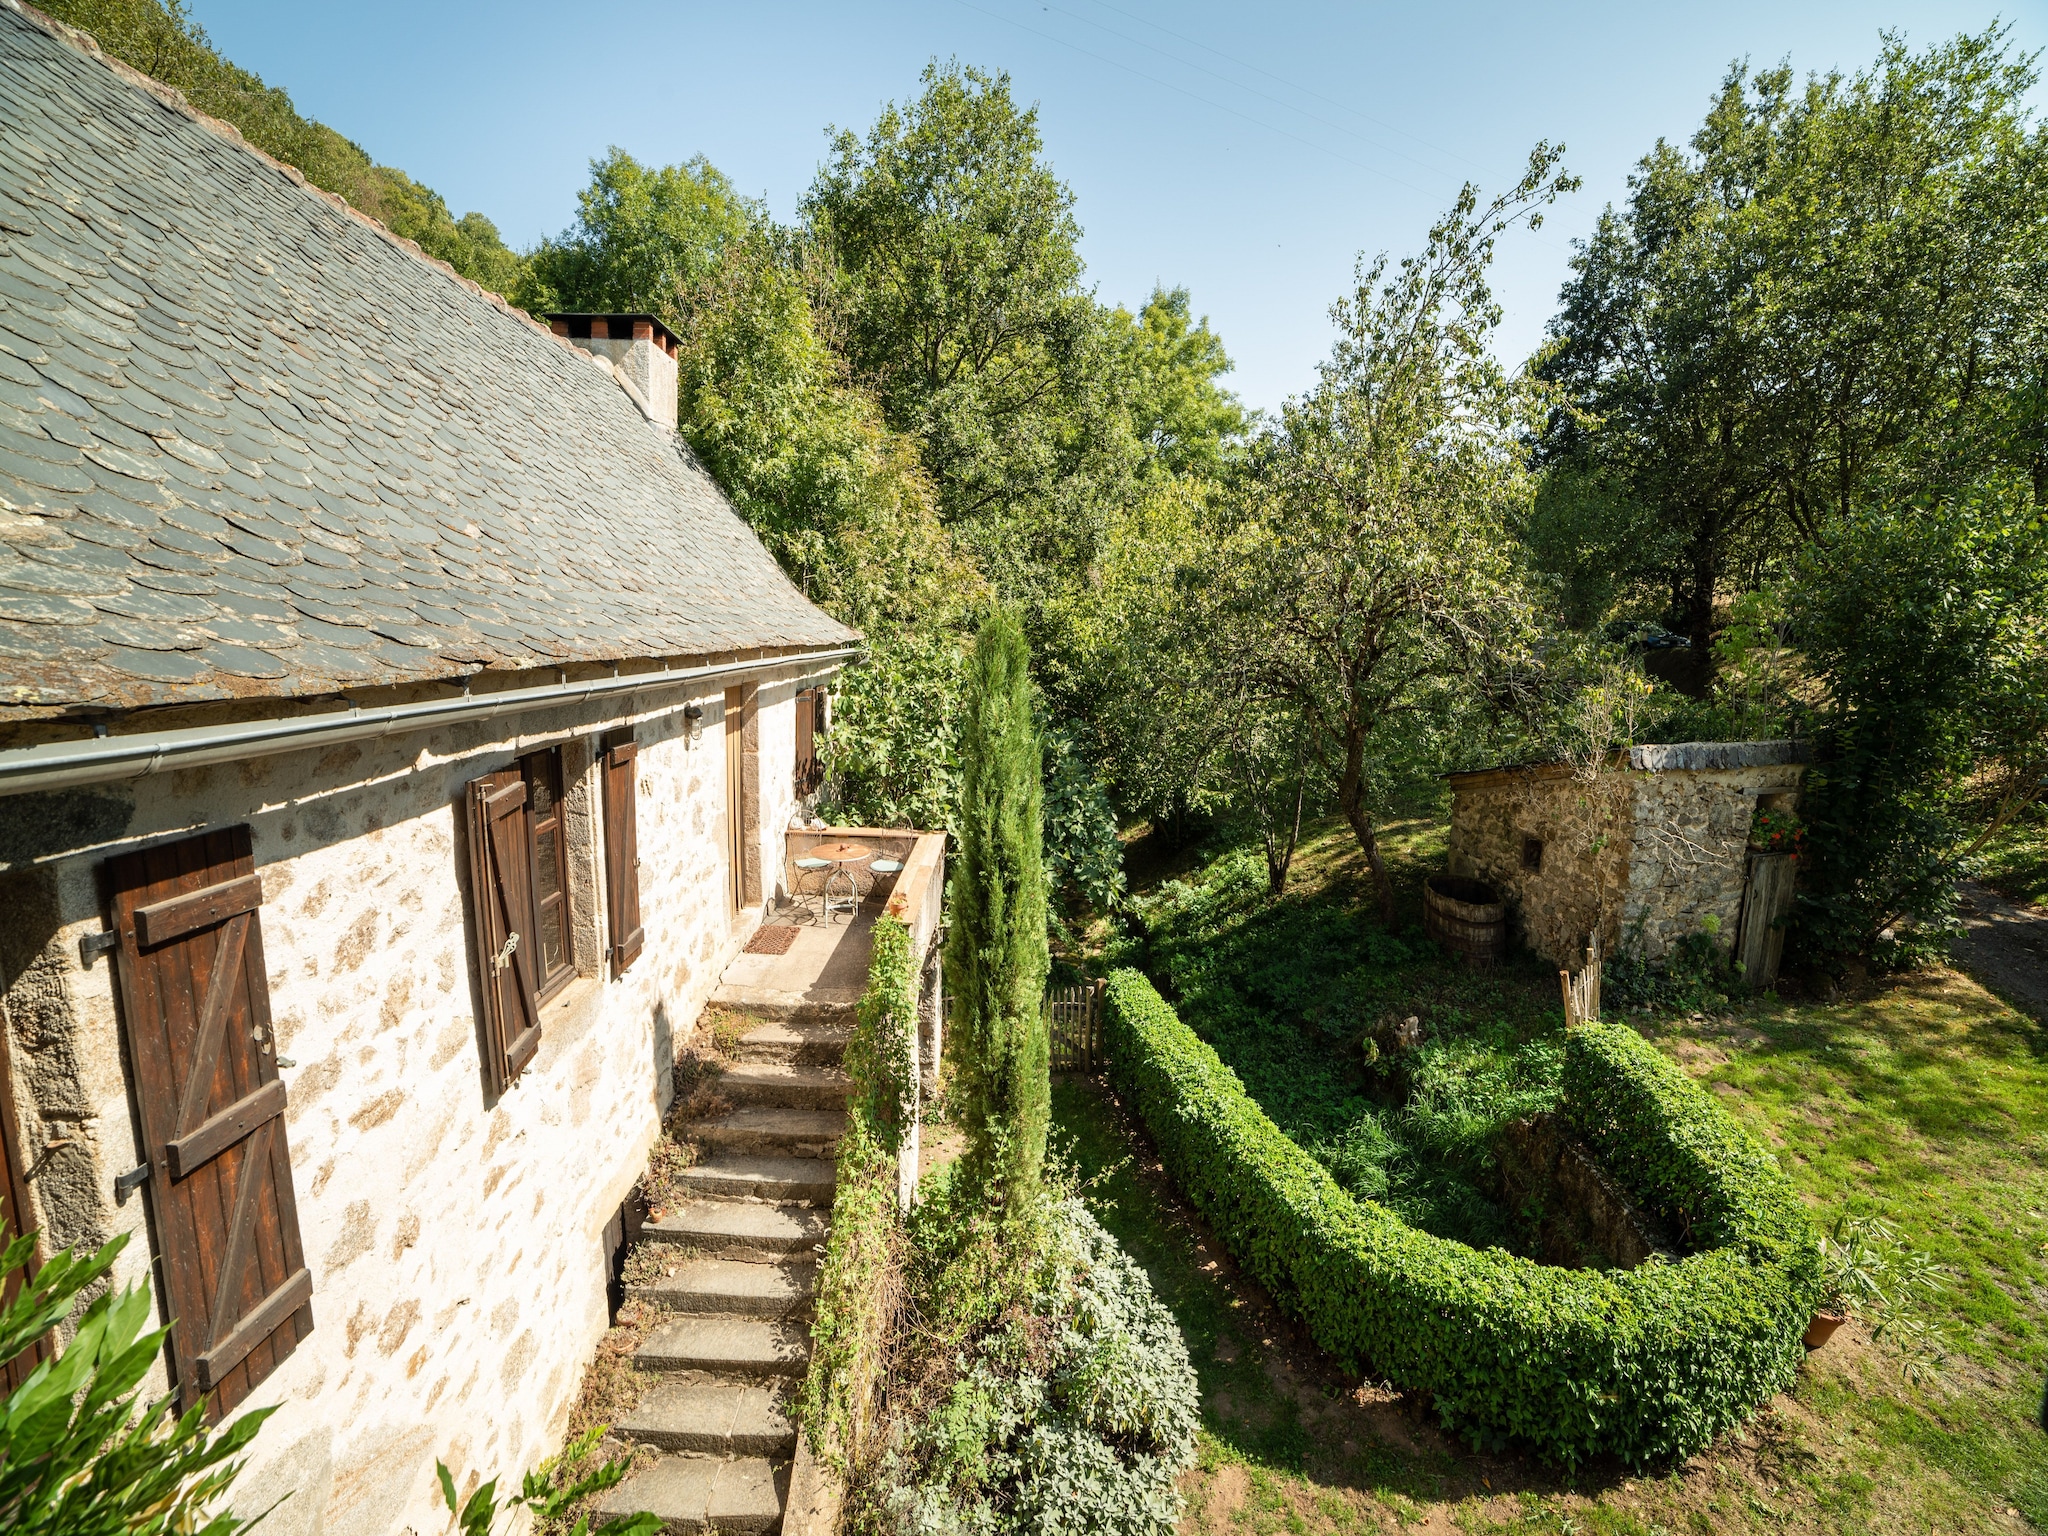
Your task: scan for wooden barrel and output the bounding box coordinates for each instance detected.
[1425,875,1505,969]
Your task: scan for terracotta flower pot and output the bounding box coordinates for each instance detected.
[1803,1310,1848,1350]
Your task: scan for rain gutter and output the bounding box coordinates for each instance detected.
[0,645,860,798]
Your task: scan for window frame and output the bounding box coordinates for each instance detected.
[520,746,577,1001]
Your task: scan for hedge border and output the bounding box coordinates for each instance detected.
[1102,969,1820,1466]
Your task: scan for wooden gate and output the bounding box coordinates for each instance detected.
[1048,979,1107,1071]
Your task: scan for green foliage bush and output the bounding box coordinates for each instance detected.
[0,1228,269,1535]
[875,1196,1197,1536]
[801,919,915,1466]
[1103,969,1822,1466]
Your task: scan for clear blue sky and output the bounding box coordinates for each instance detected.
[195,0,2044,414]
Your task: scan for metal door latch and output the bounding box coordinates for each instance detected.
[113,1164,150,1205]
[492,932,520,972]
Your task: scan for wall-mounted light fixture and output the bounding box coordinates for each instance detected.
[682,701,705,744]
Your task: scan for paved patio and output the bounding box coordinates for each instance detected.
[713,905,876,1016]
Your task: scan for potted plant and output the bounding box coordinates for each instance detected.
[1808,1212,1943,1359]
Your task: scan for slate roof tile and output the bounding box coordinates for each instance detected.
[0,1,852,717]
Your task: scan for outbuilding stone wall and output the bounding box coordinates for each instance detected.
[1447,743,1804,969]
[0,664,824,1536]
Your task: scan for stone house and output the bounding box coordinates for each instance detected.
[0,6,855,1532]
[1445,742,1805,973]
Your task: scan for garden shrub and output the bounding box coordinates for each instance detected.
[800,918,914,1467]
[1102,969,1822,1466]
[874,1197,1198,1536]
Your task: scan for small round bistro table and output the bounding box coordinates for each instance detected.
[806,840,874,924]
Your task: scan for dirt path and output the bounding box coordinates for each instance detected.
[1953,879,2048,1023]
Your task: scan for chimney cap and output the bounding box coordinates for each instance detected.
[546,313,679,352]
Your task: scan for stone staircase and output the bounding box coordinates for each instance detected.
[599,1002,852,1534]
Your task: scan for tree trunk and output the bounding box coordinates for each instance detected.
[1262,771,1307,897]
[1336,724,1394,924]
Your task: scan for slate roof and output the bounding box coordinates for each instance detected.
[0,2,854,717]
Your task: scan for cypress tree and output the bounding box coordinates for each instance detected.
[945,611,1050,1216]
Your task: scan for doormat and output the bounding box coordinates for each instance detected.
[743,925,801,955]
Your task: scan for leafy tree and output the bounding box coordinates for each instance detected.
[821,630,967,832]
[1221,150,1575,921]
[43,0,528,295]
[1538,29,2048,665]
[1788,490,2048,966]
[1111,286,1249,480]
[523,152,975,642]
[0,1225,272,1535]
[945,613,1051,1218]
[516,150,754,321]
[804,61,1139,597]
[1040,726,1126,912]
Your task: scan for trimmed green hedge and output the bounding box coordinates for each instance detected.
[1102,969,1820,1466]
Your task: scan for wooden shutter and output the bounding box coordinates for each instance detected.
[467,769,544,1093]
[0,1014,49,1395]
[795,689,814,791]
[105,826,311,1418]
[603,733,644,979]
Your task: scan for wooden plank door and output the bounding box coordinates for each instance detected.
[106,826,312,1418]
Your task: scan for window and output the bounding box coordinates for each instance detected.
[1522,836,1545,873]
[522,747,575,1001]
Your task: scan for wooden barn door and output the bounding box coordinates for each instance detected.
[106,826,312,1418]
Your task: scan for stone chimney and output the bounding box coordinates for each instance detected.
[547,313,679,432]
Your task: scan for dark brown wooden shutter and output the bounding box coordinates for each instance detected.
[105,825,311,1418]
[467,769,544,1093]
[603,733,644,979]
[795,688,814,779]
[0,1014,49,1395]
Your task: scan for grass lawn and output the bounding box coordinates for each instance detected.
[1059,814,2048,1534]
[1979,800,2048,910]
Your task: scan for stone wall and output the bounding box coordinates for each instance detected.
[1447,750,1804,968]
[1446,767,1635,968]
[0,661,829,1536]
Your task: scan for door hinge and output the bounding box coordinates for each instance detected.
[113,1163,150,1204]
[78,929,120,966]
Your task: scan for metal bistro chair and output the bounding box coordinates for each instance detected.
[793,856,834,924]
[866,857,904,908]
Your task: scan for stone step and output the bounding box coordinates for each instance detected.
[644,1200,830,1261]
[695,1108,843,1161]
[717,1062,851,1111]
[673,1154,836,1206]
[615,1381,796,1455]
[636,1315,810,1379]
[598,1453,787,1535]
[711,985,859,1027]
[730,1019,853,1068]
[627,1257,818,1317]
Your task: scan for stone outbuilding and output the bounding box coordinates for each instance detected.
[1446,741,1806,974]
[0,7,854,1532]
